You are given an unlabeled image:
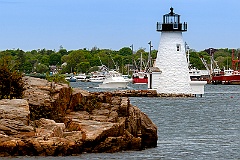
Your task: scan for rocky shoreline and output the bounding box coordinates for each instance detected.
[0,76,157,156]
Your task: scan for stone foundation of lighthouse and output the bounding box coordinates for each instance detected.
[154,31,192,94]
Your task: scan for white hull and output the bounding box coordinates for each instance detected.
[89,70,107,83]
[75,74,87,81]
[123,78,133,83]
[65,76,76,82]
[122,75,133,82]
[99,81,128,88]
[98,70,129,88]
[89,79,104,83]
[89,76,105,82]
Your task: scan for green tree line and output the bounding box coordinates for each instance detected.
[189,48,239,70]
[0,47,238,75]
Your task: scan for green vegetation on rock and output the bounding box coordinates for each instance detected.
[0,54,24,99]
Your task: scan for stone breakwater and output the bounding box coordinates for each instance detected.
[0,77,157,156]
[95,90,194,97]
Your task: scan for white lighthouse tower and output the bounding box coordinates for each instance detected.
[154,7,192,94]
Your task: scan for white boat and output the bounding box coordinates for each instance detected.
[89,65,108,82]
[189,68,210,82]
[99,71,129,88]
[122,75,133,82]
[75,73,87,81]
[189,68,201,80]
[65,75,77,82]
[89,75,106,82]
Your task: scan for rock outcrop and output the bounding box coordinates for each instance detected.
[0,76,157,156]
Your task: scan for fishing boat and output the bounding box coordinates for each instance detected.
[211,49,240,84]
[132,71,148,84]
[131,46,152,84]
[211,69,240,84]
[98,70,129,88]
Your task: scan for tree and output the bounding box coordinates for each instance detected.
[49,53,61,65]
[61,50,92,73]
[40,55,50,66]
[23,61,33,74]
[15,49,26,72]
[58,48,68,56]
[119,47,132,56]
[76,62,90,73]
[35,63,49,74]
[88,66,99,73]
[189,51,206,69]
[0,55,24,99]
[151,49,158,59]
[61,55,69,64]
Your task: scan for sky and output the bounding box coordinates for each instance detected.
[0,0,240,52]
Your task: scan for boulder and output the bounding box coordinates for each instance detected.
[34,118,65,138]
[23,76,72,122]
[0,99,30,125]
[0,99,33,135]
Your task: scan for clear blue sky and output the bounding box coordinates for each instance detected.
[0,0,240,52]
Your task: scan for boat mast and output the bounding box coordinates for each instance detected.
[185,42,190,68]
[108,53,118,71]
[140,52,142,71]
[147,41,153,69]
[231,49,240,70]
[98,56,103,66]
[199,56,210,75]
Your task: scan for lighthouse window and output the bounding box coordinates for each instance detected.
[173,23,178,29]
[176,44,181,51]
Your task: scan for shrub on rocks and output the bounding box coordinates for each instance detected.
[0,55,24,99]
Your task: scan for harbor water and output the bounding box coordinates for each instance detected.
[6,82,240,160]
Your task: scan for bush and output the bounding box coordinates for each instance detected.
[0,56,24,99]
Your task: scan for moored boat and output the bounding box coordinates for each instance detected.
[132,71,148,84]
[99,70,129,88]
[89,74,106,82]
[212,69,240,84]
[75,73,87,82]
[65,75,77,82]
[189,68,210,82]
[122,75,133,82]
[89,65,108,82]
[211,49,240,84]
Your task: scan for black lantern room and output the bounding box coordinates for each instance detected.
[156,7,187,32]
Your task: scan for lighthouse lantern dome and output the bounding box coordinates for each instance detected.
[157,7,187,32]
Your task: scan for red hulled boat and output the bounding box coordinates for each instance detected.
[211,49,240,84]
[212,69,240,84]
[132,71,148,84]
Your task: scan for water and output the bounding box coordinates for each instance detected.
[5,83,240,160]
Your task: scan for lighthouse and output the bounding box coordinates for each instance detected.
[153,7,192,94]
